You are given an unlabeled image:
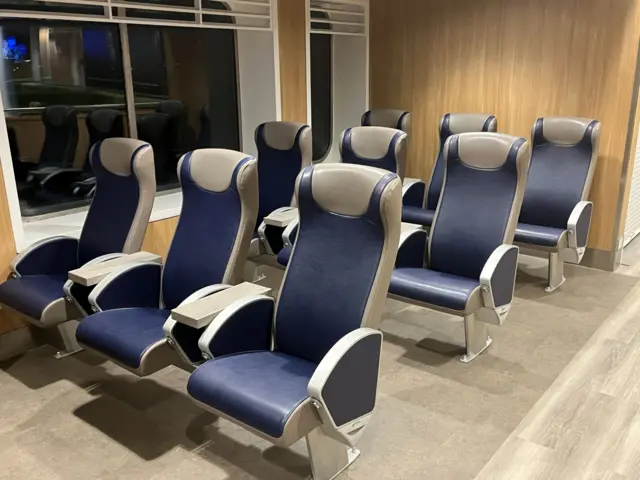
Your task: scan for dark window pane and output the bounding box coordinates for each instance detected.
[310,12,332,161]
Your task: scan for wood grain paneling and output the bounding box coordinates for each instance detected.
[278,0,308,123]
[0,152,20,334]
[371,0,640,252]
[141,217,178,259]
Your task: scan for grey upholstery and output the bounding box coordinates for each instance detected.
[361,109,411,133]
[188,163,401,449]
[340,126,408,182]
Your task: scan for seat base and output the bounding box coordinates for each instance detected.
[307,426,361,480]
[546,251,566,293]
[53,320,83,359]
[461,315,492,363]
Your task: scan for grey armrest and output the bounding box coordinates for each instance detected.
[11,236,79,276]
[258,207,299,255]
[163,284,231,367]
[197,294,274,359]
[68,251,162,286]
[396,225,427,268]
[171,282,271,329]
[402,178,426,208]
[262,207,298,228]
[478,245,519,326]
[308,328,383,447]
[282,217,300,248]
[567,201,593,252]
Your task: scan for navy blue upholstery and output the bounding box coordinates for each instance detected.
[277,245,292,266]
[402,181,425,208]
[515,223,564,248]
[519,119,598,230]
[188,351,316,438]
[92,263,162,311]
[429,136,523,280]
[390,269,479,311]
[401,206,435,227]
[208,298,273,358]
[395,231,427,269]
[78,142,146,265]
[255,123,305,228]
[13,237,79,276]
[77,308,170,369]
[340,128,403,175]
[161,153,249,310]
[0,275,67,321]
[426,114,497,211]
[490,247,519,307]
[274,168,395,364]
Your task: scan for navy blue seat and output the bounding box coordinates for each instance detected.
[253,122,311,257]
[514,117,600,292]
[76,149,259,376]
[390,133,529,363]
[0,138,156,356]
[402,113,497,226]
[187,163,401,478]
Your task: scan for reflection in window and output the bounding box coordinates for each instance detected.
[0,20,128,217]
[310,12,332,161]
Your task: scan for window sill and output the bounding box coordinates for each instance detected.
[19,190,183,252]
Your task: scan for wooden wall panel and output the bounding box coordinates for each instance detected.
[278,0,308,123]
[371,0,640,253]
[0,153,20,334]
[141,217,178,259]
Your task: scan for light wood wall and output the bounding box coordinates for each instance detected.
[278,0,308,123]
[370,0,640,253]
[0,162,19,334]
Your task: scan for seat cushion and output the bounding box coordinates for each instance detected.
[390,268,480,312]
[401,207,435,227]
[515,223,565,248]
[77,308,170,369]
[0,274,67,321]
[277,246,291,266]
[188,351,316,439]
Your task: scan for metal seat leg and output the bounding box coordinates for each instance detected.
[546,252,566,292]
[460,313,492,363]
[306,427,360,480]
[54,320,83,359]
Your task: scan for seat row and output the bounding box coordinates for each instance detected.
[0,112,600,479]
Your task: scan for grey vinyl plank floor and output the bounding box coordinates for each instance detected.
[0,259,638,479]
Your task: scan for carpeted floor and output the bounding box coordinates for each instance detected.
[0,256,638,480]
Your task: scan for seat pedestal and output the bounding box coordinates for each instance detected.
[306,427,360,480]
[461,314,492,363]
[54,320,83,358]
[546,252,566,292]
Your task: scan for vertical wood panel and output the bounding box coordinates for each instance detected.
[141,217,178,259]
[278,0,308,123]
[0,153,20,334]
[371,0,640,252]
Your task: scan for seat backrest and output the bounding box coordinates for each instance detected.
[86,109,125,172]
[426,113,497,210]
[362,109,411,133]
[429,133,529,280]
[197,104,212,148]
[340,126,408,181]
[137,112,173,182]
[254,121,311,226]
[156,100,188,150]
[519,117,600,229]
[274,164,402,364]
[78,138,156,266]
[161,149,258,310]
[40,105,79,168]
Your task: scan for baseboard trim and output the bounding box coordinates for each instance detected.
[582,247,620,272]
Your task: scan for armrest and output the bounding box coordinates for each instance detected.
[402,178,426,208]
[568,201,593,250]
[12,236,79,276]
[282,219,299,248]
[88,262,162,312]
[395,227,427,268]
[163,284,231,366]
[26,166,60,182]
[478,245,519,325]
[262,207,298,228]
[197,294,274,359]
[40,168,85,191]
[308,328,383,447]
[68,251,162,286]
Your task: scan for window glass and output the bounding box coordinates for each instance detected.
[128,23,240,189]
[310,12,332,161]
[0,19,128,217]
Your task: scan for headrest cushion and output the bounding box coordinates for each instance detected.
[179,148,255,192]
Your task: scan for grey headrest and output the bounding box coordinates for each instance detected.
[537,117,601,146]
[178,148,255,192]
[446,132,530,170]
[444,113,497,135]
[259,121,311,150]
[340,126,407,160]
[362,109,411,133]
[96,138,154,178]
[301,163,401,217]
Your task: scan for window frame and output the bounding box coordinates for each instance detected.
[0,0,279,252]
